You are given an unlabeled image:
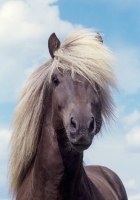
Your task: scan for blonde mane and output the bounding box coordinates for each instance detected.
[9,29,116,196]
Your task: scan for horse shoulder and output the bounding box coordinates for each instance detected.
[84,165,128,200]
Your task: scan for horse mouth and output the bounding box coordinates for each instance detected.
[70,142,91,152]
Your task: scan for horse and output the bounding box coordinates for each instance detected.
[9,29,128,200]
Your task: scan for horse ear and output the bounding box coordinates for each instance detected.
[96,32,103,44]
[48,33,61,58]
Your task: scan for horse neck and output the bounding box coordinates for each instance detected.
[30,111,84,200]
[56,129,85,199]
[31,122,63,199]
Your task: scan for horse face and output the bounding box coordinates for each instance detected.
[51,70,102,152]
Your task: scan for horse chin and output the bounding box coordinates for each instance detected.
[70,142,91,153]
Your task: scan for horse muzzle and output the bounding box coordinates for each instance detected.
[69,131,93,152]
[70,139,91,152]
[66,115,96,152]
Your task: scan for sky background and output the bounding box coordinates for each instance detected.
[0,0,140,199]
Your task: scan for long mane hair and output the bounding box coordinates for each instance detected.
[9,29,116,196]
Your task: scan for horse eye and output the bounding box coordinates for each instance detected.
[52,76,59,86]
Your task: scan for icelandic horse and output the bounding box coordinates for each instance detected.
[9,29,128,200]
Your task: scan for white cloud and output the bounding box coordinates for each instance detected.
[123,110,140,129]
[0,174,7,187]
[129,194,140,200]
[123,110,140,150]
[125,126,140,150]
[0,129,11,161]
[0,129,11,197]
[0,0,71,44]
[114,47,140,94]
[0,199,10,200]
[0,129,11,146]
[124,179,137,190]
[0,0,82,102]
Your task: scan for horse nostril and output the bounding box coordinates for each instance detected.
[88,117,94,133]
[71,117,77,129]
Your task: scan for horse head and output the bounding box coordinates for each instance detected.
[51,70,102,152]
[48,32,104,152]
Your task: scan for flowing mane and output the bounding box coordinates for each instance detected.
[9,29,116,196]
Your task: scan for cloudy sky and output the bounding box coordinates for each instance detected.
[0,0,140,199]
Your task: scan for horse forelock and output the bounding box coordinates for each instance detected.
[9,29,116,196]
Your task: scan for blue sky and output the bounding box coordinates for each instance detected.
[0,0,140,199]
